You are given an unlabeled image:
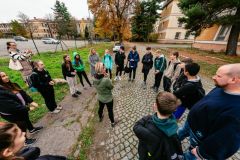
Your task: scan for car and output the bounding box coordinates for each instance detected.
[113,43,123,53]
[13,36,28,41]
[103,38,111,42]
[41,38,60,44]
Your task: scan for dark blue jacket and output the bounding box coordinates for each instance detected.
[187,87,240,159]
[127,50,139,69]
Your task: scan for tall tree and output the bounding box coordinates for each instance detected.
[89,0,136,42]
[10,20,27,37]
[178,0,240,55]
[131,0,161,42]
[68,18,79,48]
[44,13,55,38]
[18,12,40,55]
[52,0,71,39]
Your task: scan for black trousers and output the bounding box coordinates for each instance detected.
[143,69,150,82]
[77,71,92,87]
[116,65,124,76]
[163,76,172,92]
[98,100,114,123]
[154,72,164,89]
[106,69,112,79]
[129,68,137,80]
[38,86,57,111]
[1,110,34,132]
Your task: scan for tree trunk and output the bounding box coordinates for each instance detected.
[30,32,40,55]
[226,8,240,56]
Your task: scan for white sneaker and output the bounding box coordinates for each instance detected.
[118,76,121,80]
[50,109,61,114]
[114,77,118,81]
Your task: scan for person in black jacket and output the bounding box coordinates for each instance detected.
[114,46,126,81]
[0,122,67,160]
[0,71,43,145]
[133,92,182,160]
[31,60,61,113]
[141,47,153,89]
[62,54,81,97]
[178,63,240,159]
[173,63,205,120]
[172,57,193,92]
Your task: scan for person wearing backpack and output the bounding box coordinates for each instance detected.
[72,52,92,88]
[102,49,113,79]
[151,50,167,93]
[114,46,126,81]
[173,63,205,120]
[133,91,183,160]
[127,46,140,82]
[141,47,153,89]
[163,52,181,92]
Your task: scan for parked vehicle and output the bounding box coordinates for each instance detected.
[113,43,123,52]
[13,36,28,41]
[41,38,60,44]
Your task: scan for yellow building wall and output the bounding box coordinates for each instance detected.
[195,25,220,41]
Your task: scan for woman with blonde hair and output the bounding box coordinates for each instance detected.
[93,62,116,127]
[88,48,100,76]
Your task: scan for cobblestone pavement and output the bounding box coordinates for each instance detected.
[100,44,240,160]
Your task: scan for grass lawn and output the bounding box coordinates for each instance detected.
[0,42,113,123]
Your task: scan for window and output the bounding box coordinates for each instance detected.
[184,32,190,39]
[216,26,230,41]
[175,32,181,39]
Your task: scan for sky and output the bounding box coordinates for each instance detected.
[0,0,92,23]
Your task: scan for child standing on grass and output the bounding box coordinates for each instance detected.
[102,49,113,79]
[72,52,92,88]
[62,54,81,98]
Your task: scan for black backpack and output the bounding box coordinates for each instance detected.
[145,116,184,160]
[185,82,205,100]
[26,72,38,92]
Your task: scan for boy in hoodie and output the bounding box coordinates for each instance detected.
[151,50,167,93]
[102,49,113,79]
[173,63,205,120]
[133,92,182,160]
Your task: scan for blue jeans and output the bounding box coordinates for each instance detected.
[178,121,200,160]
[173,105,186,119]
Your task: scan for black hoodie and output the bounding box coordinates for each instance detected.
[31,68,52,90]
[173,76,205,109]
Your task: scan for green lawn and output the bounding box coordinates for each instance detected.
[0,43,113,123]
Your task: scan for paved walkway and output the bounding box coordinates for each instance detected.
[88,43,240,160]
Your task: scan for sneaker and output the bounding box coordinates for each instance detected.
[154,88,158,93]
[25,138,36,146]
[128,78,131,82]
[29,126,43,134]
[50,109,61,114]
[131,79,135,82]
[143,84,147,90]
[118,76,121,80]
[150,86,155,89]
[57,105,63,110]
[72,93,78,97]
[111,122,117,128]
[114,77,118,81]
[76,91,82,95]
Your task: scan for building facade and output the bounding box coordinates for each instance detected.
[157,0,194,43]
[0,23,14,37]
[193,25,240,55]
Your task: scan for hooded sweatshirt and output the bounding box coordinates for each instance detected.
[93,74,113,103]
[72,52,85,72]
[102,53,113,70]
[173,76,205,109]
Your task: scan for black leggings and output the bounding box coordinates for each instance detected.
[143,69,150,82]
[76,71,92,87]
[116,65,124,76]
[163,76,172,92]
[106,69,112,79]
[154,72,164,89]
[38,86,57,111]
[98,100,114,123]
[1,110,34,132]
[129,68,137,80]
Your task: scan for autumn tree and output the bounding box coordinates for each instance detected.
[18,12,40,55]
[10,20,27,37]
[178,0,240,55]
[0,30,3,38]
[88,0,136,42]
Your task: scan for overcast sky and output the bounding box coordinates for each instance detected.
[0,0,91,23]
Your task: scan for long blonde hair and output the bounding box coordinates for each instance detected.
[95,62,105,75]
[89,48,95,55]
